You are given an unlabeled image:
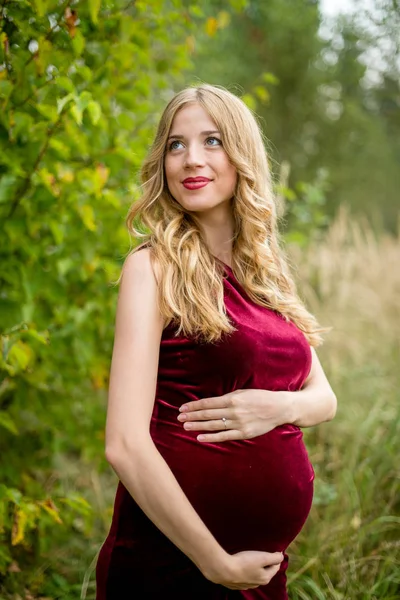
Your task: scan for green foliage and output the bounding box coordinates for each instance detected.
[278,165,331,246]
[0,0,216,595]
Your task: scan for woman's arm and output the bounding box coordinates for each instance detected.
[108,437,229,575]
[105,249,230,578]
[285,347,337,428]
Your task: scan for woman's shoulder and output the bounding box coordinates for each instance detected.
[128,243,162,287]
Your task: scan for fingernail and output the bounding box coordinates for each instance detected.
[177,414,186,421]
[179,405,188,412]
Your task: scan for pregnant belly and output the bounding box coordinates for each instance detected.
[152,421,315,553]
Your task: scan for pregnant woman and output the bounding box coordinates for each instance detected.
[96,83,337,599]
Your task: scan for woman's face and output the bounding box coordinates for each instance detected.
[164,103,237,215]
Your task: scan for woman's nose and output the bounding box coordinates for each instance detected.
[183,144,206,167]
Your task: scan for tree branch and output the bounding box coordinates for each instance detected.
[13,76,54,109]
[5,114,64,220]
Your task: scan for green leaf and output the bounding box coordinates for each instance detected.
[228,0,248,11]
[36,103,58,122]
[57,93,74,115]
[74,63,93,82]
[33,0,48,18]
[49,219,65,244]
[7,340,34,370]
[60,494,92,516]
[11,505,28,546]
[0,499,7,532]
[0,412,19,435]
[261,71,279,86]
[72,29,85,56]
[13,112,35,140]
[275,184,297,201]
[57,257,74,277]
[78,91,93,111]
[71,104,83,125]
[39,499,63,524]
[0,175,18,204]
[87,100,101,125]
[253,85,270,103]
[188,5,204,18]
[23,328,50,346]
[5,488,22,505]
[37,167,60,196]
[89,0,102,25]
[49,137,71,159]
[241,93,257,111]
[0,80,13,99]
[78,204,96,231]
[217,10,231,29]
[55,76,75,93]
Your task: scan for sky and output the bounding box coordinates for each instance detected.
[319,0,377,18]
[319,0,355,16]
[319,0,398,84]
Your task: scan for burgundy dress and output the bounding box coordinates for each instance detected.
[96,261,314,599]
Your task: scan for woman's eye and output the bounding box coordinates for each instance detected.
[206,137,221,146]
[169,140,183,151]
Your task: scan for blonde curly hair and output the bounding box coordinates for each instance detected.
[126,83,329,347]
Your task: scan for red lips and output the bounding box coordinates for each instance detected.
[182,177,211,183]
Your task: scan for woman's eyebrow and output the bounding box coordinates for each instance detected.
[167,130,220,140]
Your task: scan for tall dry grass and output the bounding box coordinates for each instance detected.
[287,206,400,599]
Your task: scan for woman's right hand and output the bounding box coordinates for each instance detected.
[203,549,284,590]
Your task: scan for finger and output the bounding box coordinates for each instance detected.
[261,563,282,585]
[183,419,236,432]
[179,409,231,422]
[179,396,230,413]
[261,552,284,567]
[197,430,244,443]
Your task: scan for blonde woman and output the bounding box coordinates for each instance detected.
[96,84,337,599]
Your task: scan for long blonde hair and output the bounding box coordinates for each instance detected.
[126,83,328,346]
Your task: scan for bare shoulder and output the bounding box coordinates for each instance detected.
[122,247,153,276]
[118,248,164,336]
[122,247,162,285]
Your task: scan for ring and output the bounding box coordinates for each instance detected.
[221,417,227,429]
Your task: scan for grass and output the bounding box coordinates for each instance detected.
[286,206,400,599]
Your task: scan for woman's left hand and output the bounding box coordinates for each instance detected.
[177,389,292,442]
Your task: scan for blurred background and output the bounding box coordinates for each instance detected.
[0,1,399,598]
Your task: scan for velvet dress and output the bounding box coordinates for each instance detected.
[96,261,314,599]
